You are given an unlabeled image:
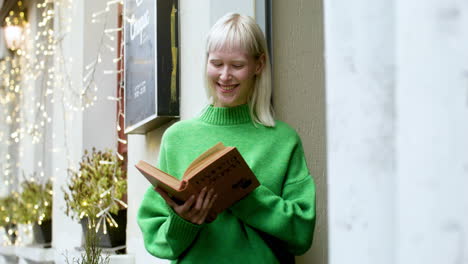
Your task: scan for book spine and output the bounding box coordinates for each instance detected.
[174,180,195,202]
[180,180,188,190]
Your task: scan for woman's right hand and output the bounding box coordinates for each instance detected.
[155,187,218,225]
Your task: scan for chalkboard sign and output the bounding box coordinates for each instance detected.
[124,0,179,134]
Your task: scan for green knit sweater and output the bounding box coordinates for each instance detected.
[137,104,316,263]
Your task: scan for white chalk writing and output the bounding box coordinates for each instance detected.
[133,81,146,99]
[130,10,149,45]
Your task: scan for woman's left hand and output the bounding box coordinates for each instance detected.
[155,187,218,225]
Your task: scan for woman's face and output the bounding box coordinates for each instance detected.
[206,48,262,107]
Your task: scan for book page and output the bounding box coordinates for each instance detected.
[183,142,226,179]
[184,147,233,181]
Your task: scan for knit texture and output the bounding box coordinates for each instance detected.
[137,104,316,263]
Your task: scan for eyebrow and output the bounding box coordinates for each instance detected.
[209,59,246,64]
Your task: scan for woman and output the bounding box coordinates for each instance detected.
[138,13,316,263]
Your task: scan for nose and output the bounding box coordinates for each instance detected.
[219,66,232,81]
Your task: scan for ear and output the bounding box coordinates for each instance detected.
[255,53,266,75]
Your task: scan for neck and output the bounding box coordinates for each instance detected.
[213,101,248,108]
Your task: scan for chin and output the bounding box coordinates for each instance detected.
[215,97,239,107]
[214,93,234,106]
[216,101,236,107]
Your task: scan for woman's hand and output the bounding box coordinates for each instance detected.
[155,187,218,225]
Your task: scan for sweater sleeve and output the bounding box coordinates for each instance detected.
[137,137,203,260]
[229,138,316,255]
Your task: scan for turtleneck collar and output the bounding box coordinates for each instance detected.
[199,104,252,125]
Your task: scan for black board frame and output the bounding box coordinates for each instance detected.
[124,0,179,134]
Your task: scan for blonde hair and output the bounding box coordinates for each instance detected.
[204,13,275,127]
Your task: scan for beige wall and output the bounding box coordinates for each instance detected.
[272,1,328,263]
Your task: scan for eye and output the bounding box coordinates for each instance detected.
[210,61,222,67]
[232,64,244,69]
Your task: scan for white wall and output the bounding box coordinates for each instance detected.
[326,0,468,264]
[179,0,212,118]
[210,0,254,25]
[127,129,167,263]
[395,0,468,263]
[324,0,395,264]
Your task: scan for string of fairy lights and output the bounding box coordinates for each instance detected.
[0,0,129,244]
[82,0,129,231]
[93,0,129,161]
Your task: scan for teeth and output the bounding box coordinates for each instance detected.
[220,85,236,90]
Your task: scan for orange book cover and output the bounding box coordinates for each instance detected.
[135,143,260,214]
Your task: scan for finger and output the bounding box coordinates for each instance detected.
[197,191,218,224]
[208,193,218,209]
[194,187,208,211]
[191,188,210,224]
[203,193,218,219]
[155,188,177,208]
[179,195,196,214]
[201,189,215,209]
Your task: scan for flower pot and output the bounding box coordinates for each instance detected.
[32,219,52,246]
[80,209,127,248]
[3,223,17,244]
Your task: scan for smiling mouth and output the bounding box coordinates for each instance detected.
[217,83,239,92]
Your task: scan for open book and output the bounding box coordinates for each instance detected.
[135,142,260,215]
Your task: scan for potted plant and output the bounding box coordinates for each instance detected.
[0,193,20,245]
[17,178,53,246]
[63,148,127,249]
[65,229,110,264]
